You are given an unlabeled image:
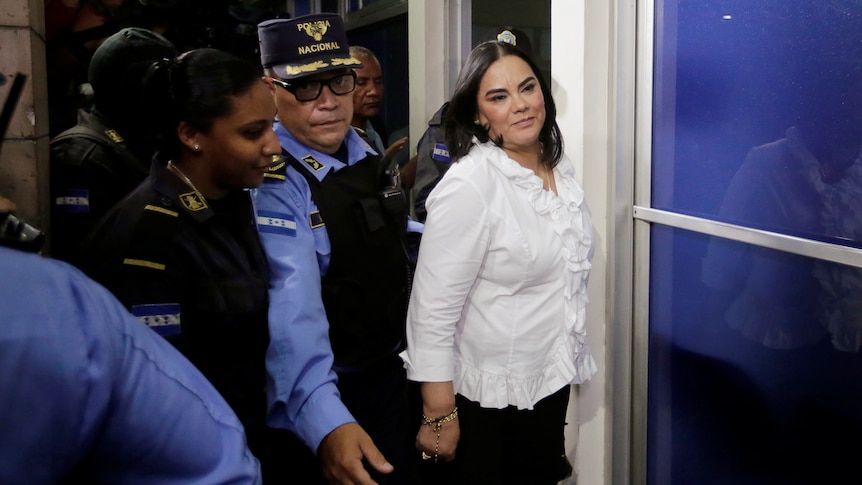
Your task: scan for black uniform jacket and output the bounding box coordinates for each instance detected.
[80,160,271,455]
[50,109,152,262]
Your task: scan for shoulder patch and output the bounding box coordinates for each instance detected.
[179,191,208,211]
[104,129,124,143]
[131,303,181,337]
[257,210,297,237]
[432,143,451,163]
[54,189,90,213]
[302,154,325,172]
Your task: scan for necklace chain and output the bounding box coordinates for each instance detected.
[167,160,207,201]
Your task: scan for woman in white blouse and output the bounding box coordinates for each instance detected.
[401,40,595,484]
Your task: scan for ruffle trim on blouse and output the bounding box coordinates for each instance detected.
[457,141,597,409]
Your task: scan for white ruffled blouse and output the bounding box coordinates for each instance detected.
[401,140,596,410]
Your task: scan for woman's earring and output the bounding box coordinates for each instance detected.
[193,144,201,151]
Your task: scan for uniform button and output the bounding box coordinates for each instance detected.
[162,197,173,206]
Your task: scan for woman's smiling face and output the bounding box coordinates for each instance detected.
[476,54,546,153]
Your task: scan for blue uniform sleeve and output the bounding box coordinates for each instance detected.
[252,174,356,453]
[0,248,260,484]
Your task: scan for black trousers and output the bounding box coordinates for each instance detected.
[416,386,573,485]
[337,354,413,484]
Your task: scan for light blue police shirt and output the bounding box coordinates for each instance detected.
[254,123,423,453]
[252,123,371,453]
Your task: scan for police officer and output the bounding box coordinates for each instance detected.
[255,14,412,484]
[0,245,261,484]
[50,27,177,263]
[348,45,408,158]
[79,48,287,479]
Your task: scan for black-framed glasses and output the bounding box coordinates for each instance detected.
[271,72,357,102]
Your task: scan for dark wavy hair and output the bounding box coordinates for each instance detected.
[444,41,563,168]
[142,48,263,160]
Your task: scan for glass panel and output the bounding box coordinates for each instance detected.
[652,1,862,250]
[647,225,862,484]
[650,4,862,482]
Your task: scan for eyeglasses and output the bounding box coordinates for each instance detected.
[271,72,357,102]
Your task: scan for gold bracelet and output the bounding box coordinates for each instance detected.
[421,407,458,463]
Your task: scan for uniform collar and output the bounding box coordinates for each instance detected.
[273,122,376,181]
[149,159,216,223]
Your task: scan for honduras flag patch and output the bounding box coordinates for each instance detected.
[131,303,181,337]
[257,210,297,237]
[432,143,451,163]
[54,189,90,213]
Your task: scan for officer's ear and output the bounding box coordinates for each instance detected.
[177,121,202,154]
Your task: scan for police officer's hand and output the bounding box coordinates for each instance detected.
[318,422,392,485]
[385,136,408,158]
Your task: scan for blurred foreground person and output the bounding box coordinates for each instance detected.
[0,245,260,484]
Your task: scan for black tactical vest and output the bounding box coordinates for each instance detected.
[288,151,409,368]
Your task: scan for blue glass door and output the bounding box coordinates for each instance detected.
[647,1,862,483]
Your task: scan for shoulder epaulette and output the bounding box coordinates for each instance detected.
[263,154,288,182]
[122,201,181,271]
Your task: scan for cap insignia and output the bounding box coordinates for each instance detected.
[331,57,363,67]
[298,20,330,41]
[497,30,518,46]
[285,60,329,76]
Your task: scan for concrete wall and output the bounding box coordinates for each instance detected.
[0,0,49,233]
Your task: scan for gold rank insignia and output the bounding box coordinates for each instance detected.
[302,20,329,41]
[302,155,325,171]
[104,129,124,143]
[179,191,208,211]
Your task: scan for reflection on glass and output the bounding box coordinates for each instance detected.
[703,36,862,353]
[649,227,862,484]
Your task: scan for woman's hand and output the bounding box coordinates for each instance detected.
[416,414,460,462]
[417,381,459,462]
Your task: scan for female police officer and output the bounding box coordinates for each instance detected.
[79,48,286,479]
